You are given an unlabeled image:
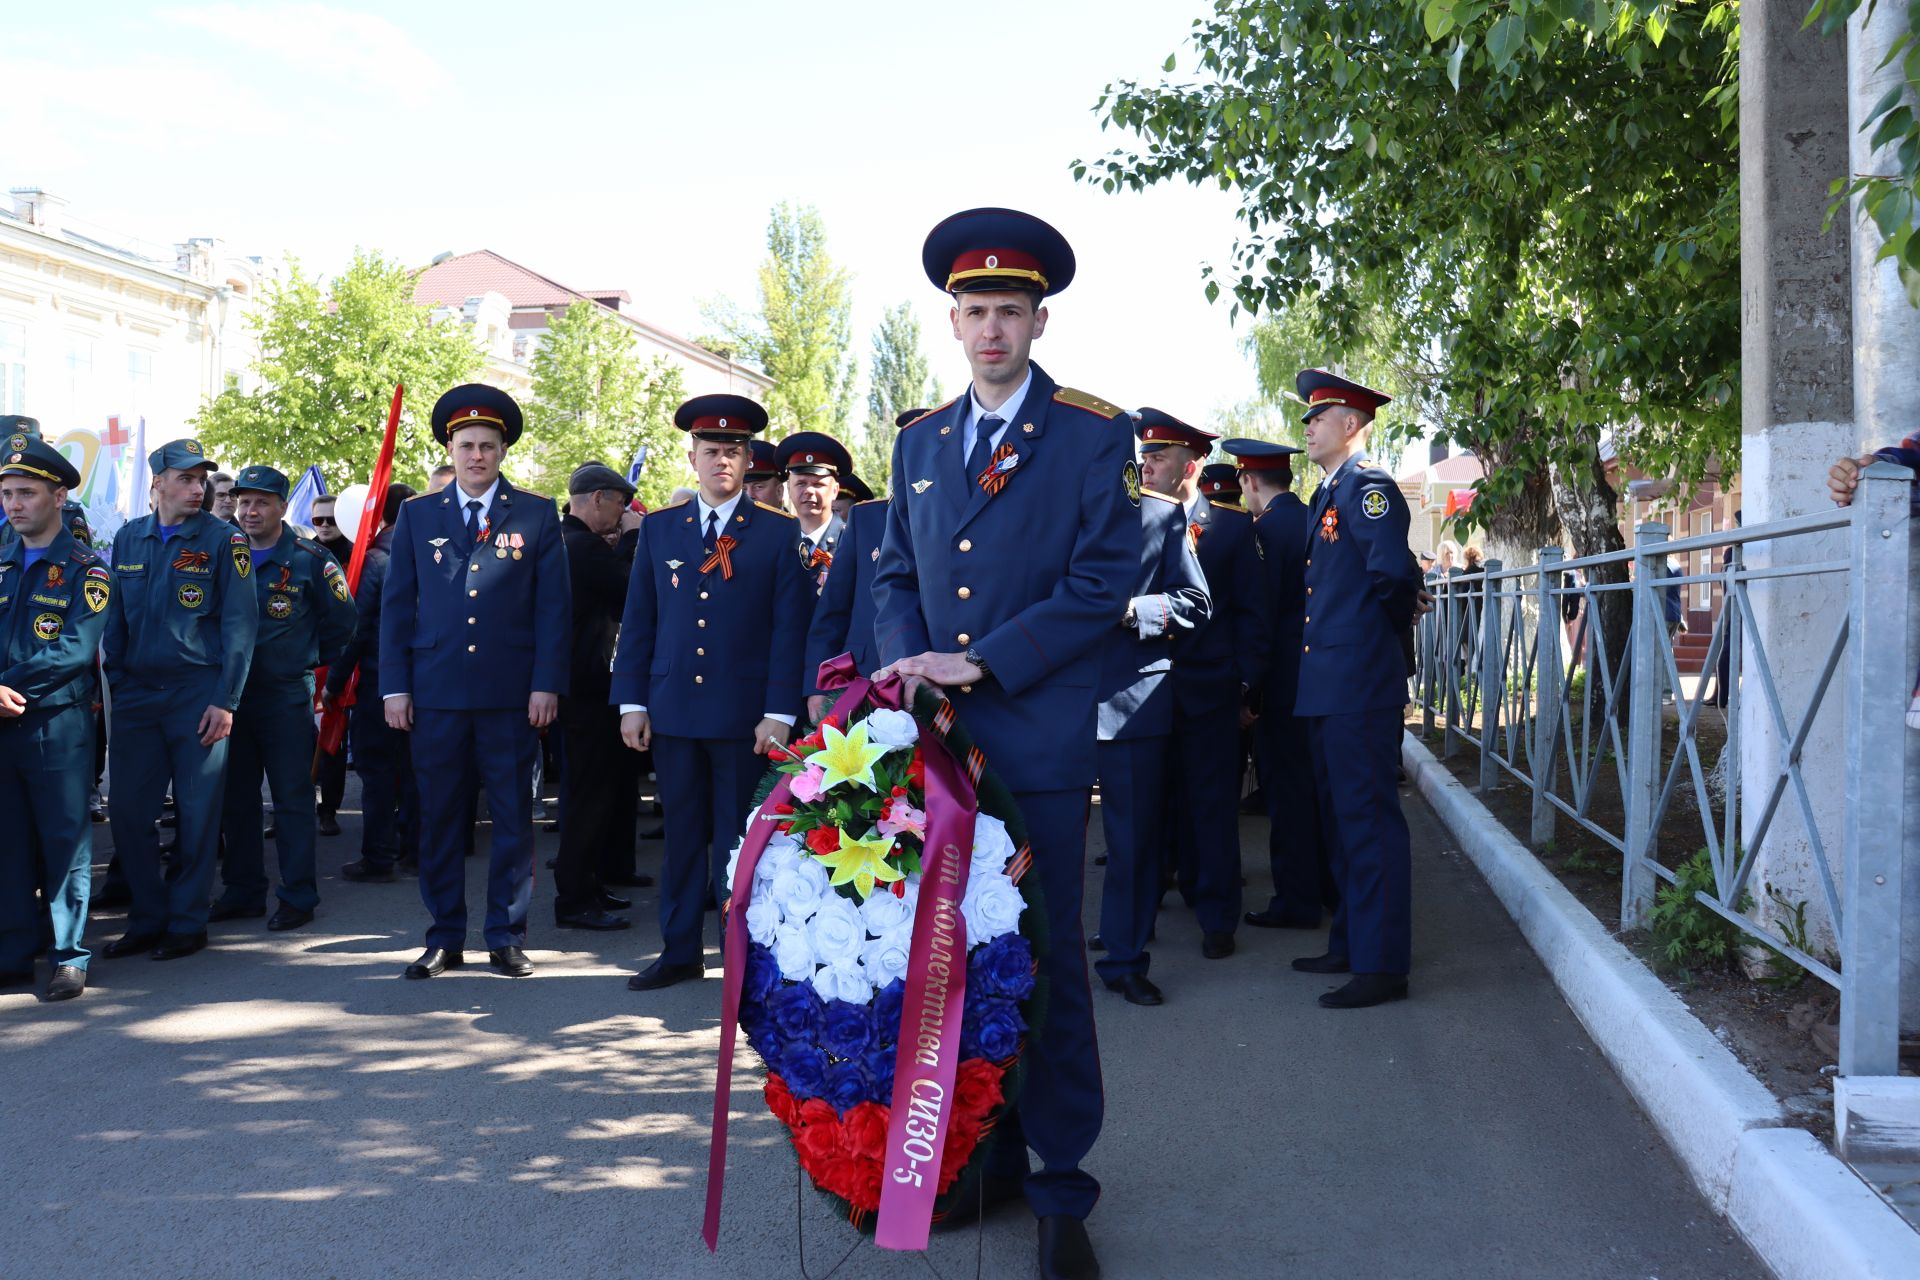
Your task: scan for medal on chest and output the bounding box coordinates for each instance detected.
[1319,508,1340,543]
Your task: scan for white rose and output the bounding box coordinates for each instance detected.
[862,927,914,990]
[771,921,815,980]
[745,899,781,947]
[812,956,871,1005]
[808,894,866,965]
[860,888,914,935]
[770,857,830,921]
[864,708,920,750]
[725,838,747,892]
[961,871,1024,944]
[970,814,1015,878]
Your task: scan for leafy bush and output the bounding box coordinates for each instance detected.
[1648,847,1748,976]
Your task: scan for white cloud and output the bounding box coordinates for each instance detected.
[163,3,453,106]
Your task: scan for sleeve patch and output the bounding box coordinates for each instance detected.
[1361,489,1390,519]
[1122,460,1142,506]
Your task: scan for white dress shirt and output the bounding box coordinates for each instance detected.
[962,366,1034,460]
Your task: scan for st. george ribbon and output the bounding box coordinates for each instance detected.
[703,654,979,1253]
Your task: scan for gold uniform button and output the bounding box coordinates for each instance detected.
[960,685,973,694]
[697,619,707,628]
[957,586,971,600]
[696,647,706,656]
[695,675,704,684]
[958,539,973,552]
[1303,645,1311,654]
[957,633,970,645]
[468,589,478,598]
[700,591,709,600]
[467,644,477,653]
[1305,559,1312,568]
[468,616,477,625]
[469,563,480,573]
[1304,615,1310,624]
[1306,587,1313,596]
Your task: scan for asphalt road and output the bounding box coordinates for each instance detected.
[0,770,1762,1279]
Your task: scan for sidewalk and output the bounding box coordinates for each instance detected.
[0,777,1757,1278]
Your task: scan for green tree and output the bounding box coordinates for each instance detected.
[854,302,944,491]
[192,251,483,487]
[521,300,687,506]
[703,203,858,437]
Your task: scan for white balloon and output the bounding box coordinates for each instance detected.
[335,482,371,544]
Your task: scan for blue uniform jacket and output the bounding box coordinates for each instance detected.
[874,362,1137,791]
[1170,498,1269,716]
[104,510,258,708]
[804,498,886,694]
[244,523,357,692]
[379,480,572,708]
[799,512,845,595]
[0,527,110,711]
[326,527,389,700]
[1097,491,1212,741]
[1294,453,1422,717]
[1253,491,1312,714]
[608,495,810,737]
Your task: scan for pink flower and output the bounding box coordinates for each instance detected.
[789,765,827,803]
[877,796,925,839]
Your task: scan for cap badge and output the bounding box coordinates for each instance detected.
[985,255,999,268]
[183,441,201,455]
[718,417,728,428]
[7,434,23,450]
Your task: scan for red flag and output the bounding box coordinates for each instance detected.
[315,383,403,763]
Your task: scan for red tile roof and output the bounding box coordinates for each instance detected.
[413,249,603,310]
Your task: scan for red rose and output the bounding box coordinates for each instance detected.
[765,1074,800,1126]
[818,1154,881,1210]
[908,750,925,790]
[797,1098,837,1130]
[806,825,841,855]
[953,1058,1005,1118]
[937,1116,983,1192]
[844,1101,889,1156]
[793,1115,842,1167]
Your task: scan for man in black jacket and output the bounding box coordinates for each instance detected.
[553,464,645,929]
[308,492,353,834]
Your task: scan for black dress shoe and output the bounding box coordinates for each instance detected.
[267,905,314,931]
[1201,931,1236,959]
[1245,908,1321,929]
[404,948,463,979]
[627,958,704,991]
[208,900,265,923]
[1037,1215,1100,1280]
[1086,933,1106,952]
[1319,974,1409,1009]
[489,945,534,977]
[1291,952,1351,974]
[555,909,630,931]
[103,932,163,959]
[46,965,85,1001]
[316,810,341,837]
[150,932,208,961]
[598,890,631,910]
[1101,973,1164,1007]
[340,859,397,883]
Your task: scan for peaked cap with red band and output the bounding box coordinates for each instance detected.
[1132,406,1218,455]
[774,430,852,477]
[1295,368,1392,424]
[923,207,1076,297]
[1198,462,1244,499]
[431,383,524,447]
[745,439,781,481]
[1221,437,1302,479]
[674,393,769,444]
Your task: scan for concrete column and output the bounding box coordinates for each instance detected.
[1738,2,1854,964]
[1848,0,1920,1037]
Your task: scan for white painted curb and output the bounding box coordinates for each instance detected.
[1403,732,1920,1280]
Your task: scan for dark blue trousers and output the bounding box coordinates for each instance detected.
[985,788,1103,1221]
[1168,702,1245,935]
[350,695,417,868]
[1305,709,1412,975]
[0,704,95,971]
[650,734,761,966]
[218,682,319,913]
[1094,736,1166,980]
[109,678,230,937]
[411,708,536,951]
[1253,708,1335,922]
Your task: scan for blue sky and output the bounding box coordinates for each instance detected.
[5,1,1264,421]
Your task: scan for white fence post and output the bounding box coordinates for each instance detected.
[1478,560,1505,793]
[1531,548,1565,846]
[1623,524,1669,930]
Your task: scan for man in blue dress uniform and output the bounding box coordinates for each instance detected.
[1290,370,1423,1008]
[614,394,810,991]
[210,465,356,931]
[744,439,786,511]
[0,436,110,1000]
[1092,479,1210,1008]
[1135,409,1269,960]
[1197,461,1243,509]
[873,207,1132,1280]
[102,438,258,961]
[1226,439,1334,931]
[381,385,571,980]
[832,470,875,521]
[776,431,849,594]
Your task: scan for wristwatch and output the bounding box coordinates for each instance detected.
[964,646,991,679]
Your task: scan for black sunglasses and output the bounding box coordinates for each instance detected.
[311,516,337,526]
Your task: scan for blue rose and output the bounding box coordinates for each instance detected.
[865,1044,897,1099]
[743,1015,777,1065]
[767,981,824,1042]
[821,998,873,1059]
[961,997,1025,1061]
[780,1045,830,1098]
[971,934,1035,1001]
[823,1060,873,1114]
[744,943,780,1005]
[871,980,906,1048]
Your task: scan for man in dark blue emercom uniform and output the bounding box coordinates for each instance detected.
[0,436,111,1000]
[874,207,1132,1280]
[1290,370,1422,1009]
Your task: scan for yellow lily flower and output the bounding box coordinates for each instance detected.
[815,829,904,900]
[811,719,892,793]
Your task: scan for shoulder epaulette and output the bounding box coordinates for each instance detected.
[1141,488,1180,505]
[294,535,329,558]
[753,500,797,519]
[853,496,890,508]
[1051,386,1125,419]
[1208,500,1249,516]
[406,490,437,503]
[900,399,958,429]
[68,544,103,566]
[651,497,690,512]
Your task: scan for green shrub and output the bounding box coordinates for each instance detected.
[1648,848,1748,976]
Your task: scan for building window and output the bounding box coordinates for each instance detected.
[127,348,154,414]
[0,320,24,414]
